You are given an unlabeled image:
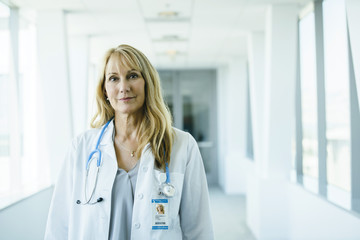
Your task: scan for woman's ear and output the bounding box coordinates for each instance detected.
[104,90,110,103]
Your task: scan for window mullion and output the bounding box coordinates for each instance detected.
[295,18,304,184]
[348,20,360,213]
[9,7,22,193]
[314,0,327,197]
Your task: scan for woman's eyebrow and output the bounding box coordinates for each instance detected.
[106,69,139,76]
[107,72,118,76]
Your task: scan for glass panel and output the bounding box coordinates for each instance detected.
[299,12,318,178]
[19,17,40,191]
[0,2,10,196]
[180,74,211,142]
[323,0,351,191]
[160,72,174,119]
[159,70,217,183]
[179,71,214,173]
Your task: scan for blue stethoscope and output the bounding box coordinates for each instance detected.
[77,118,175,205]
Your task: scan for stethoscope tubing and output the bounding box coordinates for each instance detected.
[80,117,174,205]
[86,118,113,170]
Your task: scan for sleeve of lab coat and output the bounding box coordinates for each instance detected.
[180,133,214,240]
[44,139,76,240]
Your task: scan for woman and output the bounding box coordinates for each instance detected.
[45,44,214,240]
[156,204,165,215]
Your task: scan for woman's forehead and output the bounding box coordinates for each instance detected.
[105,53,140,74]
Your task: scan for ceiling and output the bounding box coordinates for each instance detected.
[6,0,310,68]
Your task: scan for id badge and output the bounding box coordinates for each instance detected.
[152,199,169,230]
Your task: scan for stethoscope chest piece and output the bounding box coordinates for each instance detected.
[158,160,175,197]
[159,182,176,198]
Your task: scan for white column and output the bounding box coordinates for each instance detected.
[247,32,265,175]
[68,35,90,135]
[246,32,265,235]
[263,4,297,181]
[216,65,228,189]
[247,4,298,239]
[37,10,73,183]
[222,57,248,194]
[346,0,360,110]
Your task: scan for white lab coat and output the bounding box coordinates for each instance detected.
[44,120,214,240]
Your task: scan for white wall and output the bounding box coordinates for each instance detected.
[247,4,298,239]
[247,32,265,177]
[0,187,53,240]
[37,10,73,183]
[218,57,249,194]
[288,184,360,240]
[68,35,91,136]
[246,31,265,237]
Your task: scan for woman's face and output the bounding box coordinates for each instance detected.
[157,205,163,213]
[104,55,145,116]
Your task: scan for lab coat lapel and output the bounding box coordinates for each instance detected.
[97,119,116,164]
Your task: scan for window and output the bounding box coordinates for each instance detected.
[323,0,351,192]
[0,1,11,198]
[0,5,46,208]
[19,14,40,193]
[299,11,318,179]
[296,0,358,212]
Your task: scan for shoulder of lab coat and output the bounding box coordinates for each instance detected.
[175,129,215,240]
[44,127,99,239]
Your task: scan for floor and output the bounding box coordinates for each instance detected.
[209,187,257,240]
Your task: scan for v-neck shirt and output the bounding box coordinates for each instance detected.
[108,162,139,240]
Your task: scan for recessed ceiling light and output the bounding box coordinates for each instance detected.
[163,35,179,40]
[158,11,179,17]
[166,50,177,56]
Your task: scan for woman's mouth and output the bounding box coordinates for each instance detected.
[119,97,135,101]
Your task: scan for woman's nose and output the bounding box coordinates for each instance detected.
[119,79,130,93]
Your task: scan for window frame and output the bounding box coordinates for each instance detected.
[295,0,360,215]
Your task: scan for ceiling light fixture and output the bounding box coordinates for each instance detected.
[163,35,179,40]
[158,11,178,17]
[166,50,177,56]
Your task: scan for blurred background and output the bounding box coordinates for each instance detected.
[1,0,360,239]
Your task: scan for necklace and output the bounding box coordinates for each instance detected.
[114,137,136,157]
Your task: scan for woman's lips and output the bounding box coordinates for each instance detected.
[119,97,135,101]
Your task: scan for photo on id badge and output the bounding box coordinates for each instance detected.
[152,199,169,230]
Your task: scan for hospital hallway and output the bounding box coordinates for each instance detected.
[209,187,256,240]
[2,0,360,239]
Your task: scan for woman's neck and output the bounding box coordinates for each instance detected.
[114,112,143,141]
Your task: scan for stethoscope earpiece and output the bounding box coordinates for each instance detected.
[76,197,104,205]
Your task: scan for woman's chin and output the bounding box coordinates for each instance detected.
[114,107,143,116]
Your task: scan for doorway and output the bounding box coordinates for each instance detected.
[158,70,218,185]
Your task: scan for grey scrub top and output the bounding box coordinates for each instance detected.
[108,162,139,240]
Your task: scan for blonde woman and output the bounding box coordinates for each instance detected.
[45,44,214,240]
[156,204,165,215]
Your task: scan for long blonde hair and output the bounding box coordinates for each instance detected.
[91,44,174,170]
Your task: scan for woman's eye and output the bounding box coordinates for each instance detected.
[109,76,118,82]
[128,73,138,79]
